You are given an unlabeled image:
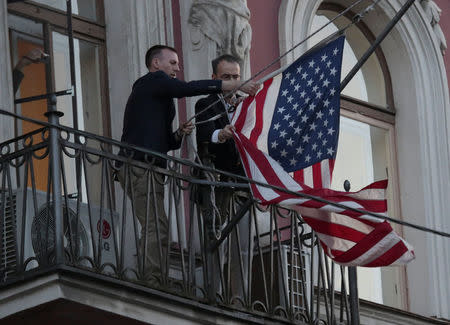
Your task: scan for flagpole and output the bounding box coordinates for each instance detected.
[340,0,416,92]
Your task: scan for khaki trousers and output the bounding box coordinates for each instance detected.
[118,166,168,285]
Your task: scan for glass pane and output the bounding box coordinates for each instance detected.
[331,116,389,190]
[52,32,103,135]
[330,116,392,304]
[53,31,104,204]
[30,0,97,21]
[310,12,387,108]
[8,14,49,191]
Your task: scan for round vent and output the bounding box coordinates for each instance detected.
[31,203,89,261]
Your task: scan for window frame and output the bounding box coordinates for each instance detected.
[7,0,111,138]
[319,2,395,114]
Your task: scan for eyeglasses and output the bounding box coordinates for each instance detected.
[219,74,240,80]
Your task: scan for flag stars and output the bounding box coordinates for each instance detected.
[326,60,332,68]
[312,143,318,151]
[312,85,319,93]
[330,88,336,96]
[286,138,294,146]
[316,91,323,99]
[296,66,302,74]
[300,91,306,98]
[315,66,321,74]
[277,107,286,114]
[321,54,328,62]
[281,89,288,97]
[327,127,335,135]
[316,111,324,119]
[273,122,281,130]
[323,79,330,87]
[330,67,337,76]
[290,157,297,166]
[327,147,335,155]
[301,115,308,123]
[333,48,339,55]
[305,97,311,104]
[287,95,294,103]
[318,131,323,138]
[309,103,316,111]
[302,72,308,80]
[302,134,310,143]
[309,59,315,68]
[283,113,291,121]
[320,73,325,80]
[285,72,291,79]
[294,126,301,134]
[322,139,328,146]
[305,155,311,163]
[329,108,335,115]
[271,140,278,149]
[290,78,296,85]
[279,130,287,138]
[289,120,295,128]
[317,150,323,158]
[296,146,303,154]
[324,120,329,127]
[310,122,317,131]
[323,99,330,107]
[292,103,299,110]
[280,149,288,157]
[307,79,314,87]
[294,84,300,91]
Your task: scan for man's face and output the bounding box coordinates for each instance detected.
[212,60,240,81]
[152,49,180,78]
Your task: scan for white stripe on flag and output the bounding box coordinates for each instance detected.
[340,230,401,266]
[316,233,357,253]
[257,75,282,153]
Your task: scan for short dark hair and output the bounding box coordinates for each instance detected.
[211,54,240,74]
[145,45,177,68]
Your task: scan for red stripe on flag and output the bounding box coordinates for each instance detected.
[329,159,335,181]
[363,240,409,267]
[235,133,295,190]
[294,170,304,183]
[249,78,274,145]
[332,221,392,264]
[234,96,253,133]
[303,216,366,242]
[312,163,323,188]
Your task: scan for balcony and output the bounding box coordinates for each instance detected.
[2,111,442,325]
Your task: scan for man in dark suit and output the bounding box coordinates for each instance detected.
[195,54,253,298]
[118,46,258,286]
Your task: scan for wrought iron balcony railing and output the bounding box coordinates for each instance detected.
[0,109,355,324]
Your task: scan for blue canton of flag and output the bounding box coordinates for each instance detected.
[268,36,345,172]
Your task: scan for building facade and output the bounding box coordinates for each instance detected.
[0,0,449,324]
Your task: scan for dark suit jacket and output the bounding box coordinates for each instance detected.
[120,71,221,167]
[195,94,244,176]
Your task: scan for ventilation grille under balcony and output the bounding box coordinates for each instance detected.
[1,192,17,281]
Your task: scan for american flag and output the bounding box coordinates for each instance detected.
[231,36,415,266]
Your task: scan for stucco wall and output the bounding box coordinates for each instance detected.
[434,0,450,94]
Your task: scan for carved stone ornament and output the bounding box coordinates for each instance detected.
[188,0,252,63]
[421,0,447,55]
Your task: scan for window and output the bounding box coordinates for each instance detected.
[8,1,109,203]
[307,5,405,309]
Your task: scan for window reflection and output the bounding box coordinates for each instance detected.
[52,32,104,204]
[310,12,387,108]
[30,0,97,21]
